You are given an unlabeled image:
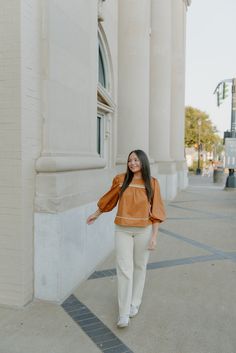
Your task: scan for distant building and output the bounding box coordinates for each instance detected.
[0,0,191,306]
[185,147,196,168]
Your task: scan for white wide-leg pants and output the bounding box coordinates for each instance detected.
[115,225,152,317]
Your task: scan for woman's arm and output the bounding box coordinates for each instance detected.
[87,175,121,225]
[86,209,102,225]
[149,178,166,223]
[148,222,160,250]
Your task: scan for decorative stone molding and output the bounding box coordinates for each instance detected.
[35,168,117,213]
[97,83,116,112]
[35,154,106,172]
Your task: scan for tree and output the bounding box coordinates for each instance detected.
[185,106,223,152]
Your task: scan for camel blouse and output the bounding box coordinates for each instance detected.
[97,173,166,227]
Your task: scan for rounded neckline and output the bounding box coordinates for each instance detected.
[132,177,144,182]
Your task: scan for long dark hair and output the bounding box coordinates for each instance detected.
[119,149,153,202]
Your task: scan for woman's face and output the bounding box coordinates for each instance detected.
[128,152,141,174]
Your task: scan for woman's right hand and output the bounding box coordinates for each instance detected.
[86,209,102,225]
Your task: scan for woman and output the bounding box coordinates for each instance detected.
[87,150,166,328]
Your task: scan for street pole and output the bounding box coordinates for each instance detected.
[196,118,201,175]
[214,78,236,188]
[225,78,236,188]
[231,78,236,136]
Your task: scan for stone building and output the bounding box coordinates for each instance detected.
[0,0,190,306]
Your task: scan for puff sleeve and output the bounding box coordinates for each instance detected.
[97,175,121,212]
[149,178,166,223]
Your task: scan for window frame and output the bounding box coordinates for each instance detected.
[97,114,105,157]
[97,26,116,167]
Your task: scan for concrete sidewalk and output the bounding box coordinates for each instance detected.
[0,175,236,353]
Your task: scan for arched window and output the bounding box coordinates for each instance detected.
[97,27,115,166]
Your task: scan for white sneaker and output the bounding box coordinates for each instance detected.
[117,316,129,328]
[129,305,139,318]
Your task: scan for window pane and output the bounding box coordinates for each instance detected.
[97,116,101,155]
[98,47,106,87]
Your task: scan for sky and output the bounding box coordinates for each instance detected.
[185,0,236,137]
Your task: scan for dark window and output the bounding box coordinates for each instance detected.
[97,116,102,155]
[98,46,106,87]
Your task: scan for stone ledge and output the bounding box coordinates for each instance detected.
[36,156,106,173]
[35,168,117,213]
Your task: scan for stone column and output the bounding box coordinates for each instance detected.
[149,0,172,162]
[117,0,151,163]
[170,0,188,188]
[149,0,178,200]
[171,0,186,161]
[34,0,119,302]
[0,0,41,306]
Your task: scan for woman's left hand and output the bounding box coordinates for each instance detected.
[148,234,157,250]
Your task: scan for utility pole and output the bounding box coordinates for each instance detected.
[231,78,236,135]
[214,78,236,188]
[196,118,201,175]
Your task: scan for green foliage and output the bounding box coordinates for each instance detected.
[185,106,223,152]
[188,160,204,172]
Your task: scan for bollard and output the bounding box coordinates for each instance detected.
[213,168,225,183]
[225,169,236,188]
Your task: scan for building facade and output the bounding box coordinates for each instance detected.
[0,0,190,306]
